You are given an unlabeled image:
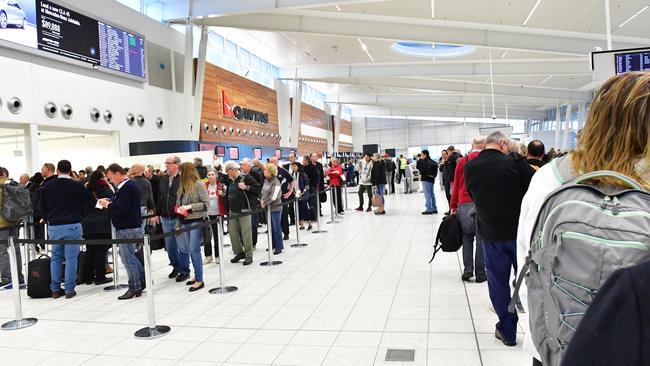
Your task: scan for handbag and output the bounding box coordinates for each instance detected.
[371,186,381,207]
[319,191,327,203]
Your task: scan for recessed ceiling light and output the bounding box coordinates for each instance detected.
[618,5,649,28]
[391,42,475,58]
[522,0,542,26]
[335,5,342,12]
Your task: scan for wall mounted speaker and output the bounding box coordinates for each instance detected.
[104,110,113,123]
[221,126,227,134]
[61,104,73,120]
[203,123,209,133]
[44,102,57,118]
[237,128,241,136]
[0,97,3,112]
[126,113,135,126]
[137,115,145,127]
[229,127,234,135]
[7,97,22,114]
[90,108,100,122]
[212,124,218,134]
[156,117,164,129]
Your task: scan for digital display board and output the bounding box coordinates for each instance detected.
[36,0,100,65]
[215,145,225,157]
[275,149,282,159]
[253,148,262,160]
[98,21,146,79]
[615,50,650,74]
[229,147,240,161]
[0,0,37,48]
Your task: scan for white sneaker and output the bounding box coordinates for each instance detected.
[203,256,214,264]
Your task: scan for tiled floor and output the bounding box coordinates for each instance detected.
[0,184,531,365]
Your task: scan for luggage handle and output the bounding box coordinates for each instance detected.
[574,170,644,190]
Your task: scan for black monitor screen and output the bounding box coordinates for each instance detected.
[615,50,650,74]
[98,21,146,79]
[36,0,100,65]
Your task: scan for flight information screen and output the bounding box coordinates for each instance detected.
[98,22,146,79]
[615,50,650,74]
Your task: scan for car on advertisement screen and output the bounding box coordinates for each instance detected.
[0,0,26,29]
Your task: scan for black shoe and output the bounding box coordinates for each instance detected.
[243,257,253,266]
[231,253,245,263]
[65,291,77,299]
[273,249,282,255]
[355,207,363,211]
[52,289,65,299]
[461,272,474,282]
[94,277,112,286]
[175,273,190,283]
[118,289,142,300]
[283,234,289,240]
[432,210,438,214]
[495,329,517,347]
[366,207,372,212]
[186,280,196,286]
[189,282,204,292]
[168,270,179,279]
[444,211,451,215]
[475,276,487,283]
[422,211,434,215]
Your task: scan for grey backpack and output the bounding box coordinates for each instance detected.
[1,181,32,223]
[511,156,650,366]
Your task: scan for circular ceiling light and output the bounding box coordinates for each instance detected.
[391,42,475,58]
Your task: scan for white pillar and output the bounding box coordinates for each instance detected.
[554,102,562,149]
[192,26,208,135]
[605,0,613,50]
[562,103,573,151]
[289,81,302,149]
[333,103,342,152]
[23,124,39,173]
[274,79,293,148]
[351,116,366,152]
[182,21,194,139]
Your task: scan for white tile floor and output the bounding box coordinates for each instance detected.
[0,185,532,365]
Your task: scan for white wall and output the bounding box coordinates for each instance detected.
[351,116,367,152]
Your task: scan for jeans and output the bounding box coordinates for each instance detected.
[376,184,385,204]
[358,184,372,208]
[177,222,204,282]
[422,181,437,213]
[270,210,284,251]
[140,207,147,234]
[458,202,485,277]
[229,212,253,259]
[0,228,23,285]
[161,217,182,272]
[48,223,82,293]
[116,228,144,290]
[483,239,519,342]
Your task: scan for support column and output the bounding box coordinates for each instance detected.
[554,102,561,149]
[275,79,293,148]
[562,102,573,151]
[333,103,342,152]
[23,124,39,173]
[182,20,194,139]
[605,0,613,50]
[351,116,366,153]
[192,26,208,135]
[289,81,302,149]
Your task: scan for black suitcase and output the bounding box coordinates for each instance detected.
[28,255,51,298]
[76,249,90,285]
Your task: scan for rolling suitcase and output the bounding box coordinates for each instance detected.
[28,255,51,298]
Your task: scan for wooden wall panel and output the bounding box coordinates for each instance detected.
[341,119,352,136]
[298,101,330,156]
[199,61,281,146]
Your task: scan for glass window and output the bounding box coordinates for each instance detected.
[262,60,272,76]
[251,54,261,71]
[116,0,141,11]
[239,48,251,66]
[209,32,224,53]
[225,39,237,59]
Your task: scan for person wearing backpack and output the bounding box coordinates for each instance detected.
[0,167,26,289]
[516,72,650,366]
[416,150,439,215]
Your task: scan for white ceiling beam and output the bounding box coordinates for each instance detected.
[350,106,539,120]
[197,9,650,55]
[326,94,553,106]
[350,102,537,117]
[280,59,590,79]
[308,77,592,101]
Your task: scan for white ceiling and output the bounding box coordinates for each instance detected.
[165,0,650,119]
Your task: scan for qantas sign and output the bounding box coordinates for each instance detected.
[221,91,269,125]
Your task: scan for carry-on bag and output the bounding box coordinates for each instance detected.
[28,254,52,298]
[429,214,462,263]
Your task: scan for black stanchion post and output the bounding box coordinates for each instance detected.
[104,226,128,292]
[134,235,171,339]
[311,190,327,234]
[327,187,339,224]
[1,237,37,331]
[290,197,308,248]
[260,206,282,266]
[209,216,238,294]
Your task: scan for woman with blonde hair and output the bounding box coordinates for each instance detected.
[517,71,650,366]
[261,163,284,254]
[175,162,210,292]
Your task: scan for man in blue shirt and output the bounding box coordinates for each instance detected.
[40,160,93,299]
[98,164,145,300]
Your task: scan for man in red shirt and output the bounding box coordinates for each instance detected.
[450,136,486,283]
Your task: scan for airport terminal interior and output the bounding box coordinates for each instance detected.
[1,0,650,365]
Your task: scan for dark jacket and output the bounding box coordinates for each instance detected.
[81,183,113,236]
[196,165,208,180]
[370,160,387,185]
[132,176,155,210]
[416,157,439,183]
[226,173,262,214]
[149,174,161,208]
[304,163,320,190]
[157,174,180,218]
[442,152,461,185]
[107,180,142,230]
[40,176,93,225]
[464,149,534,241]
[385,159,397,173]
[562,261,650,366]
[315,161,325,190]
[249,167,264,186]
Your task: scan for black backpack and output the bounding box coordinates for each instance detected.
[1,181,32,222]
[429,214,463,263]
[28,255,52,298]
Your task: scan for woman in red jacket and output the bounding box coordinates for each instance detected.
[327,159,345,214]
[204,169,226,264]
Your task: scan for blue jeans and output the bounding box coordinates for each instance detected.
[161,217,182,273]
[177,222,204,282]
[48,223,82,293]
[270,210,284,251]
[483,239,519,342]
[376,184,385,204]
[458,202,485,277]
[116,228,144,290]
[140,207,147,234]
[422,181,437,212]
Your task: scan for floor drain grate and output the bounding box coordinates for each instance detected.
[385,349,415,362]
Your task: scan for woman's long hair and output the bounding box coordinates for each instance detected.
[178,162,201,199]
[572,72,650,189]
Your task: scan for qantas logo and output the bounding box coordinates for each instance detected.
[221,90,269,124]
